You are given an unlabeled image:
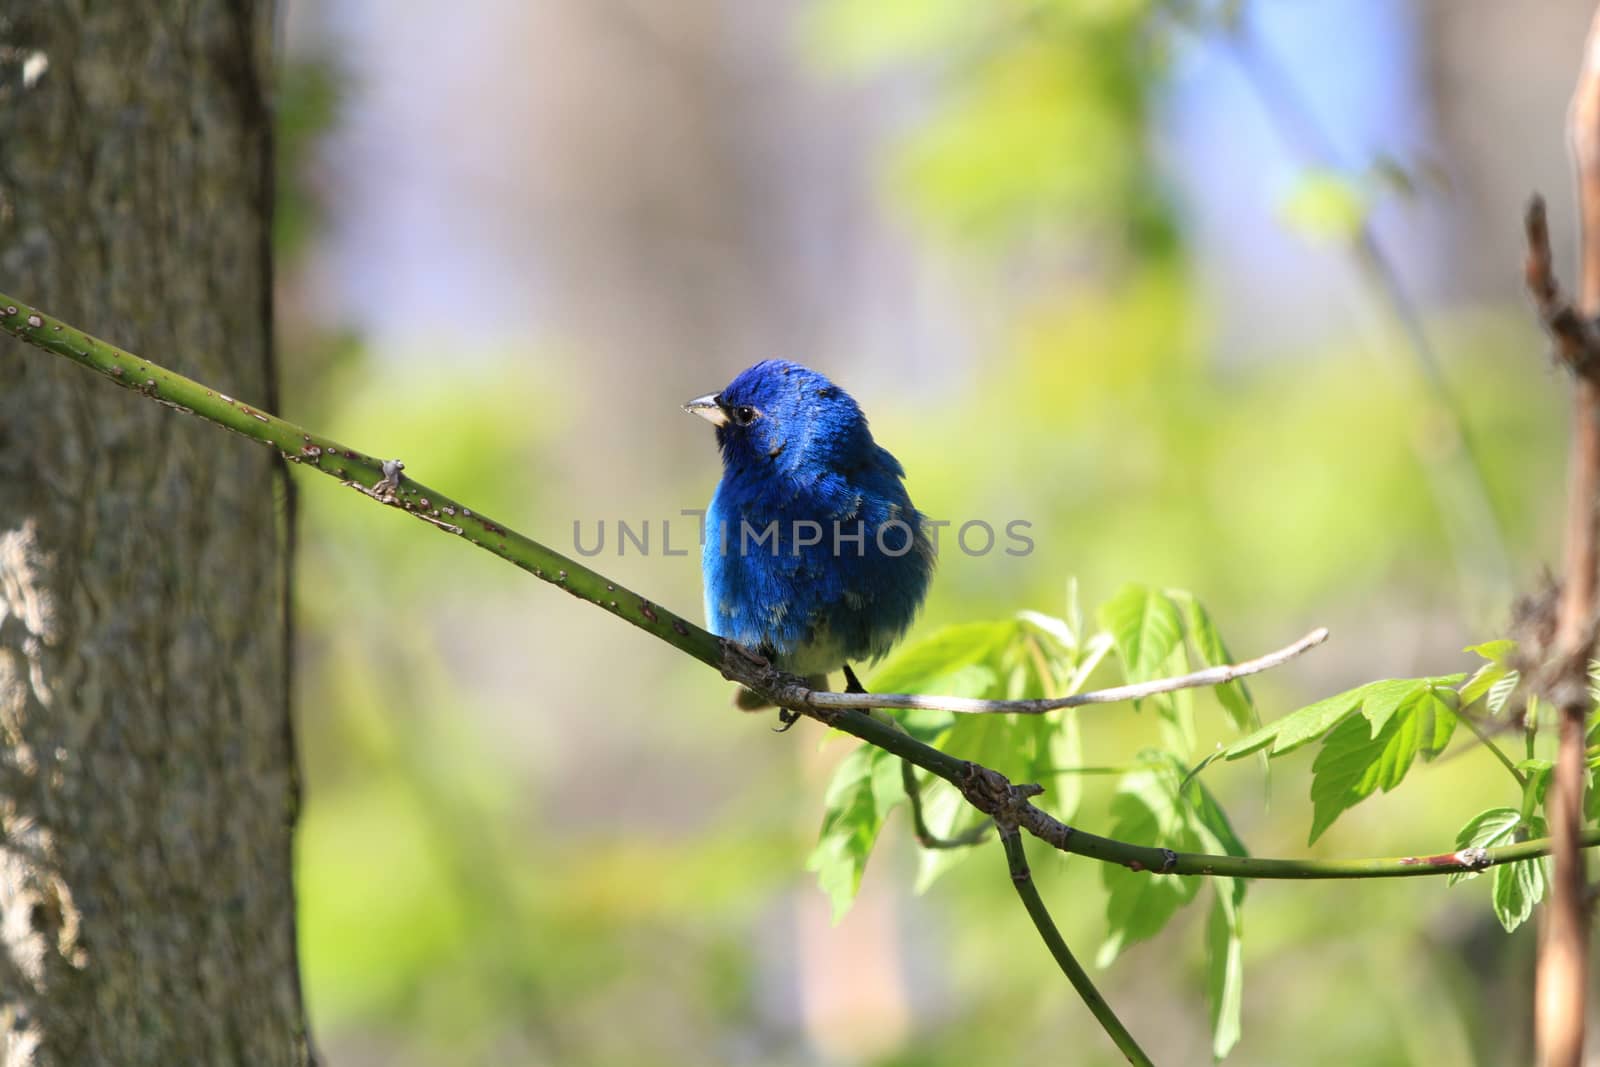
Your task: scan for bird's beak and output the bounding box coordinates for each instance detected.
[683,392,729,427]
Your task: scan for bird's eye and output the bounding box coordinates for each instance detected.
[732,405,759,426]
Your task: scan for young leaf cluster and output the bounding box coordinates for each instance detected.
[809,583,1261,1057]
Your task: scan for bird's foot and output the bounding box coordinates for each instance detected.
[773,707,801,733]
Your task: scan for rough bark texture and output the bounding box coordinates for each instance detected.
[0,3,307,1065]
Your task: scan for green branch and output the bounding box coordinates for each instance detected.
[3,291,1598,891]
[1001,831,1154,1066]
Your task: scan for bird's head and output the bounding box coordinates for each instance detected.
[684,360,870,475]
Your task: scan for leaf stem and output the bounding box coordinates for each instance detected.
[1457,712,1528,786]
[1000,830,1155,1066]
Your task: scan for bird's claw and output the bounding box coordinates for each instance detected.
[773,707,801,733]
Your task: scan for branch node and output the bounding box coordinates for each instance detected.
[1523,193,1600,377]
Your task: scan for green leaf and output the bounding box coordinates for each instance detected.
[1225,674,1465,760]
[1065,631,1115,694]
[1488,671,1521,716]
[1017,609,1077,655]
[1448,809,1546,932]
[1448,807,1521,886]
[1519,760,1553,821]
[1205,881,1245,1060]
[1097,584,1184,686]
[1465,639,1517,661]
[1223,686,1364,760]
[1360,678,1427,737]
[807,746,897,920]
[1153,639,1198,757]
[1028,707,1083,825]
[1098,759,1203,967]
[1306,686,1456,843]
[866,620,1015,737]
[1461,639,1519,713]
[1171,591,1257,733]
[1494,846,1547,933]
[911,778,977,893]
[867,620,1016,695]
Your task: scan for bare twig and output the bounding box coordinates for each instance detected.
[901,760,992,849]
[1526,197,1600,374]
[776,627,1329,717]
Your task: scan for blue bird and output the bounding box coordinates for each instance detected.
[685,360,933,723]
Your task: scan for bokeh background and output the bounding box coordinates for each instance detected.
[274,1,1594,1063]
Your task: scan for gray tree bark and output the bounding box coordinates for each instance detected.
[0,3,308,1065]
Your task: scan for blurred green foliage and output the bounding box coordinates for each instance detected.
[278,2,1573,1065]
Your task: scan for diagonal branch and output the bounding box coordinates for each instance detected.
[1000,829,1154,1066]
[2,294,1599,892]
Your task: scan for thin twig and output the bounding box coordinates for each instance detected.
[782,627,1329,716]
[1456,712,1528,787]
[900,760,993,849]
[1000,829,1155,1066]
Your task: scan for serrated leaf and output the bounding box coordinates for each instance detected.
[1172,591,1257,733]
[1223,686,1365,760]
[1225,674,1465,761]
[1360,679,1427,737]
[807,746,898,920]
[1418,686,1459,757]
[1307,689,1455,843]
[1097,584,1184,686]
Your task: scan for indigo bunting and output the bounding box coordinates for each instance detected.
[685,360,933,717]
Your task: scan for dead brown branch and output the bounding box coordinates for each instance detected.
[1530,8,1600,1064]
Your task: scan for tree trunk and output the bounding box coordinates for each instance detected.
[0,3,308,1064]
